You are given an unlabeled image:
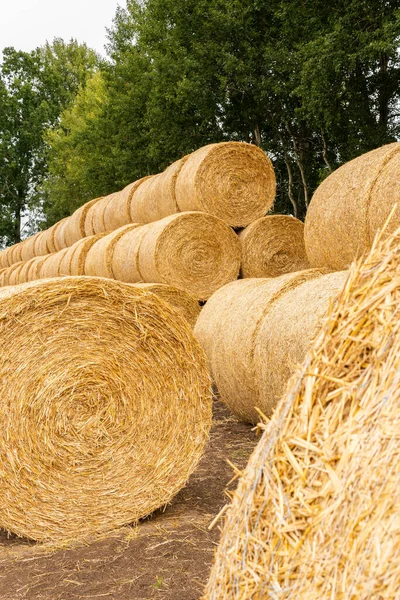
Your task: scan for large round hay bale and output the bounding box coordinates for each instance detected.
[53,218,70,252]
[84,196,110,237]
[87,194,115,235]
[175,142,275,227]
[194,269,346,423]
[18,257,37,284]
[8,262,26,286]
[40,249,69,279]
[60,232,109,276]
[112,224,152,283]
[204,228,400,600]
[137,212,241,300]
[85,224,141,278]
[63,197,104,247]
[103,178,151,231]
[239,215,309,278]
[130,158,188,224]
[9,243,24,265]
[304,142,400,270]
[0,277,212,542]
[27,255,50,281]
[0,247,14,269]
[20,234,39,262]
[34,229,52,257]
[1,261,25,287]
[132,283,200,328]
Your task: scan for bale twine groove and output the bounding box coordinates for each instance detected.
[239,215,309,278]
[194,269,346,423]
[175,142,275,227]
[204,228,400,600]
[0,276,212,542]
[132,283,201,328]
[85,224,141,279]
[305,142,400,269]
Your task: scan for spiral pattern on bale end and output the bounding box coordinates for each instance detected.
[239,215,309,278]
[0,276,212,542]
[194,269,345,423]
[132,283,201,328]
[175,142,275,227]
[305,142,400,270]
[85,224,142,279]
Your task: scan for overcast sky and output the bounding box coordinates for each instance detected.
[0,0,125,56]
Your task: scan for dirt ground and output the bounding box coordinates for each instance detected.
[0,401,257,600]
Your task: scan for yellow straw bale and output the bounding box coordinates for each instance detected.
[40,249,69,279]
[204,228,400,600]
[84,196,110,237]
[0,276,212,542]
[132,283,200,327]
[239,215,309,278]
[0,247,14,269]
[195,269,334,423]
[1,261,25,287]
[104,178,151,231]
[305,142,400,269]
[85,224,141,278]
[135,212,241,300]
[27,255,50,281]
[87,194,116,235]
[63,197,104,247]
[60,232,109,276]
[8,262,26,286]
[175,142,275,227]
[18,257,37,284]
[111,224,151,282]
[20,234,39,262]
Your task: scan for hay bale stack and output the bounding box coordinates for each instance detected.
[84,195,114,236]
[195,269,346,423]
[60,232,109,276]
[305,142,400,269]
[104,177,151,231]
[18,257,37,284]
[27,255,50,281]
[62,197,104,247]
[0,247,13,269]
[8,262,26,286]
[34,229,51,256]
[0,276,212,542]
[137,212,241,300]
[1,261,25,287]
[132,283,200,327]
[130,158,187,223]
[204,228,400,600]
[239,215,309,278]
[175,142,275,227]
[20,234,39,262]
[39,249,69,279]
[85,224,141,279]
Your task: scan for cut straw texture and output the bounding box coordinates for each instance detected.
[195,269,346,423]
[131,283,200,328]
[87,213,241,300]
[175,142,275,227]
[305,142,400,269]
[204,227,400,600]
[239,215,309,278]
[0,276,212,542]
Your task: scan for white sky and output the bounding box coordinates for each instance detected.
[0,0,125,56]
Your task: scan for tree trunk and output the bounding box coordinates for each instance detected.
[254,123,262,147]
[286,122,309,208]
[321,130,333,173]
[14,202,21,244]
[379,52,389,130]
[283,151,298,217]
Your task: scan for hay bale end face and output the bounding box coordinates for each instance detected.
[0,277,212,542]
[194,269,345,423]
[204,228,400,600]
[305,142,400,270]
[239,215,309,278]
[175,142,276,227]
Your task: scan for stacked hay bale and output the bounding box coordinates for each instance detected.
[85,213,241,300]
[194,269,347,423]
[0,276,212,542]
[204,228,399,599]
[239,215,309,278]
[305,142,400,269]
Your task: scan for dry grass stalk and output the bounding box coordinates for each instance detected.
[104,177,152,231]
[130,157,188,223]
[204,227,400,600]
[194,269,346,423]
[0,276,212,542]
[305,142,400,269]
[175,142,275,227]
[60,232,110,276]
[85,224,141,278]
[132,283,201,327]
[239,215,309,278]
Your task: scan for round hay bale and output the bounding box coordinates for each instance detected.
[175,142,275,227]
[53,218,70,252]
[137,212,241,300]
[0,276,212,542]
[20,234,39,262]
[63,197,104,247]
[204,228,400,600]
[304,142,400,270]
[0,247,14,269]
[85,224,141,278]
[84,196,108,237]
[239,215,309,278]
[87,194,116,235]
[112,224,152,283]
[60,232,109,276]
[18,257,38,284]
[9,242,24,265]
[34,229,51,257]
[2,261,25,287]
[27,255,50,281]
[40,249,69,279]
[132,283,201,328]
[103,180,151,231]
[194,269,332,423]
[9,262,26,286]
[130,158,188,224]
